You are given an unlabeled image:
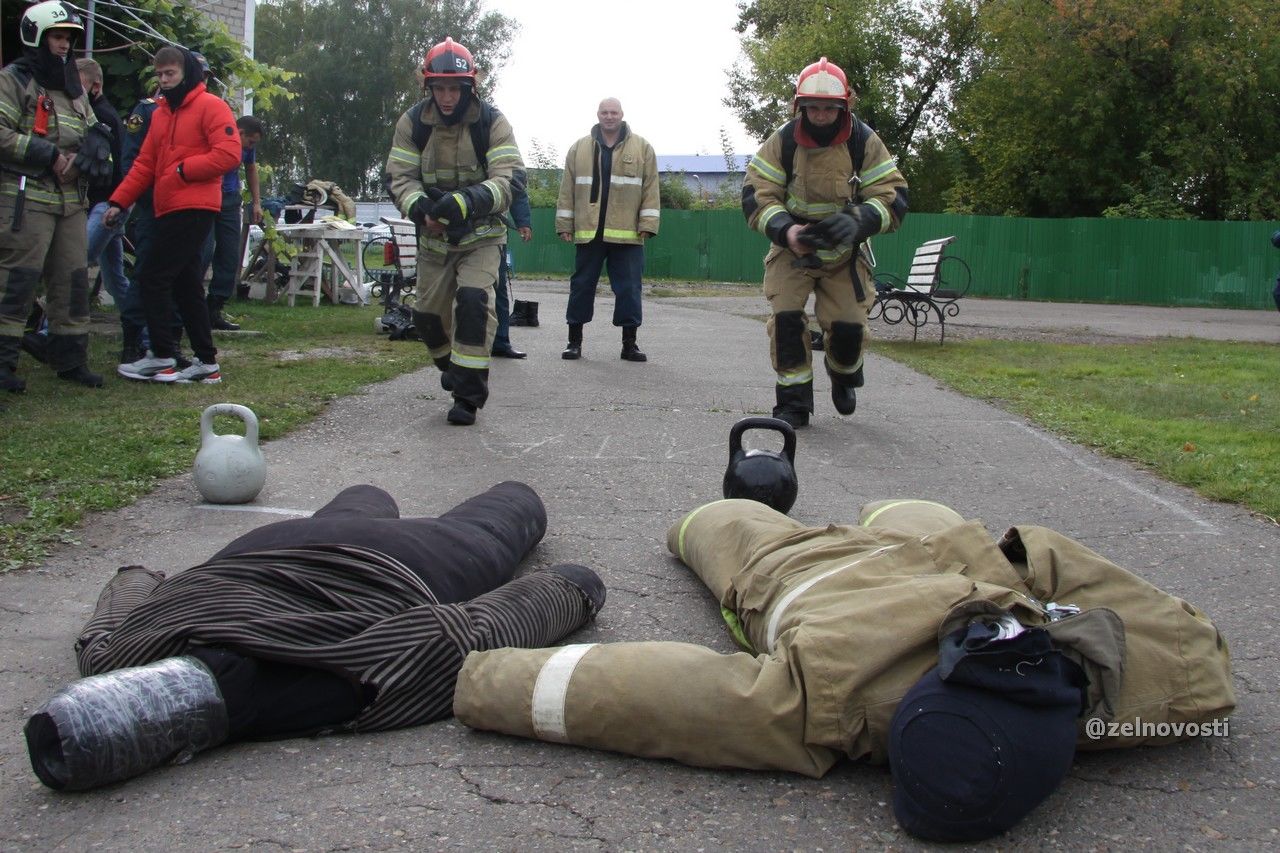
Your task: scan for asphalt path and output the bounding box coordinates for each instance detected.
[1,287,1276,851]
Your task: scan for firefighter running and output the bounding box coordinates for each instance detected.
[741,57,908,427]
[384,37,525,426]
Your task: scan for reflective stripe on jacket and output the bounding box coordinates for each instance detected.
[385,98,522,255]
[0,69,98,215]
[744,119,907,268]
[555,123,659,245]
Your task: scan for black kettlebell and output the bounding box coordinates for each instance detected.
[722,416,799,514]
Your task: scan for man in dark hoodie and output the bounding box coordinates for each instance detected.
[0,1,113,392]
[106,46,240,384]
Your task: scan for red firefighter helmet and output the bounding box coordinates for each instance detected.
[793,57,850,112]
[422,37,476,87]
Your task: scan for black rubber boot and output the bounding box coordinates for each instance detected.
[207,296,241,332]
[831,382,857,415]
[620,326,647,362]
[447,366,488,425]
[511,300,540,327]
[773,382,813,428]
[433,355,454,392]
[562,323,583,360]
[49,335,104,388]
[0,336,24,393]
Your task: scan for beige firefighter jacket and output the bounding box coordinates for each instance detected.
[555,123,659,245]
[454,499,1234,777]
[743,117,906,271]
[0,68,98,216]
[385,97,522,255]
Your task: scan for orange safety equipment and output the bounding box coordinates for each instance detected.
[793,57,850,111]
[422,37,476,86]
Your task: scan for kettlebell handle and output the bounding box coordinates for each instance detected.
[201,403,260,446]
[728,416,797,463]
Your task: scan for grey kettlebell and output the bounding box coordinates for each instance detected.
[722,416,799,514]
[194,404,266,504]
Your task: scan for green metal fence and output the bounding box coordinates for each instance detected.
[512,209,1280,309]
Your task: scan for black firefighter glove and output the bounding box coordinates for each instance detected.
[73,123,114,186]
[408,196,433,228]
[430,184,498,227]
[802,204,882,250]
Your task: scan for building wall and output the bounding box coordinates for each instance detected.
[203,0,249,44]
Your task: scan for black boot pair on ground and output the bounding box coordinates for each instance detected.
[561,324,647,362]
[2,335,103,393]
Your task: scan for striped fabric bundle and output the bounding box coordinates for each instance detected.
[75,545,597,732]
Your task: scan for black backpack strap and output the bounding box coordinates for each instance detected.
[471,102,496,169]
[407,99,432,151]
[778,119,799,187]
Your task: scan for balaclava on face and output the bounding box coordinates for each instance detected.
[160,49,205,111]
[22,32,83,99]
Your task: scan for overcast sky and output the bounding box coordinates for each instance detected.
[481,0,758,161]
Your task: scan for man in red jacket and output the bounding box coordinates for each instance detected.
[105,46,240,384]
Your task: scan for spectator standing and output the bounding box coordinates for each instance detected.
[199,114,264,331]
[555,97,659,362]
[76,57,146,364]
[492,182,531,359]
[0,1,111,392]
[107,46,240,384]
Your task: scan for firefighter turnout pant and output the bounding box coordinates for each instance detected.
[414,244,499,408]
[764,247,874,414]
[0,205,90,341]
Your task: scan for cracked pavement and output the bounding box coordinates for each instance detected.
[1,287,1277,851]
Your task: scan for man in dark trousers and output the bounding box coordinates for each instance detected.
[76,57,147,363]
[556,97,659,362]
[25,480,604,792]
[0,1,112,392]
[106,46,239,385]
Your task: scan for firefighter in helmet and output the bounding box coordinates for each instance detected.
[741,58,908,427]
[0,0,113,392]
[384,37,525,426]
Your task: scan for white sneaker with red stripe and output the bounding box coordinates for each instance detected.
[117,351,176,381]
[172,358,222,384]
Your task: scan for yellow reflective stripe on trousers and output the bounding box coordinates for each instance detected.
[764,547,895,651]
[776,369,813,386]
[531,643,597,741]
[675,499,735,562]
[451,350,490,369]
[861,499,956,527]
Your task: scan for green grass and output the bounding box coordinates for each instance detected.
[0,302,424,572]
[878,338,1280,521]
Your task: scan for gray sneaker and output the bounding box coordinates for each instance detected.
[117,351,177,381]
[172,358,222,384]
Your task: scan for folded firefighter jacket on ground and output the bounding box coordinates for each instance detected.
[454,499,1234,776]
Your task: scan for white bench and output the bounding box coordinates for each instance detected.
[870,236,971,343]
